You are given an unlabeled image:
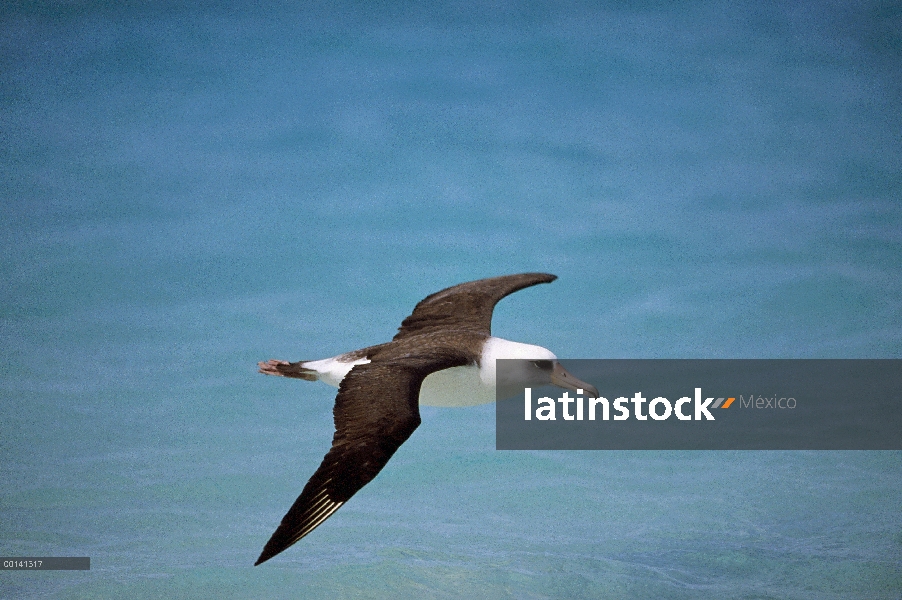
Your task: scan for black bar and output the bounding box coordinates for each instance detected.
[1,557,90,570]
[496,359,902,450]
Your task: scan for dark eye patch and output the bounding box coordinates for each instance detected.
[532,360,553,370]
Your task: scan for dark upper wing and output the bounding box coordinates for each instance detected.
[255,353,463,565]
[393,273,557,341]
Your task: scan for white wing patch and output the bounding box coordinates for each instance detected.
[301,356,371,388]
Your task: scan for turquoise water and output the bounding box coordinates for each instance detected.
[2,1,901,598]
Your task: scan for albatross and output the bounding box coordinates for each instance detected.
[254,272,598,565]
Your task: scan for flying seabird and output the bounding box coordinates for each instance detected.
[254,272,598,565]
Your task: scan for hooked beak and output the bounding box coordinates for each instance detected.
[550,362,600,398]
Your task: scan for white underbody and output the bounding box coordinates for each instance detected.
[303,337,557,407]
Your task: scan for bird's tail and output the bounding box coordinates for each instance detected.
[258,359,319,381]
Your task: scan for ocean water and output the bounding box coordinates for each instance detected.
[2,1,901,598]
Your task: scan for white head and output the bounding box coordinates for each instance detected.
[480,337,599,399]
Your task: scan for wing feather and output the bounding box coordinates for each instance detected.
[393,273,556,340]
[255,356,461,565]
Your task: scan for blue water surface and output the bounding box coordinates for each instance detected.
[2,1,901,598]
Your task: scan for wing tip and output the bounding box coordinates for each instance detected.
[254,548,274,566]
[253,534,290,566]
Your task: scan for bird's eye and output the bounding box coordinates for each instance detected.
[532,360,553,370]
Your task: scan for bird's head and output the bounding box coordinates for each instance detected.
[484,338,599,399]
[511,359,600,399]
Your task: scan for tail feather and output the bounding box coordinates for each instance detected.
[258,359,319,381]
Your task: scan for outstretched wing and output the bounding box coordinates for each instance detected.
[393,273,557,340]
[255,358,449,565]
